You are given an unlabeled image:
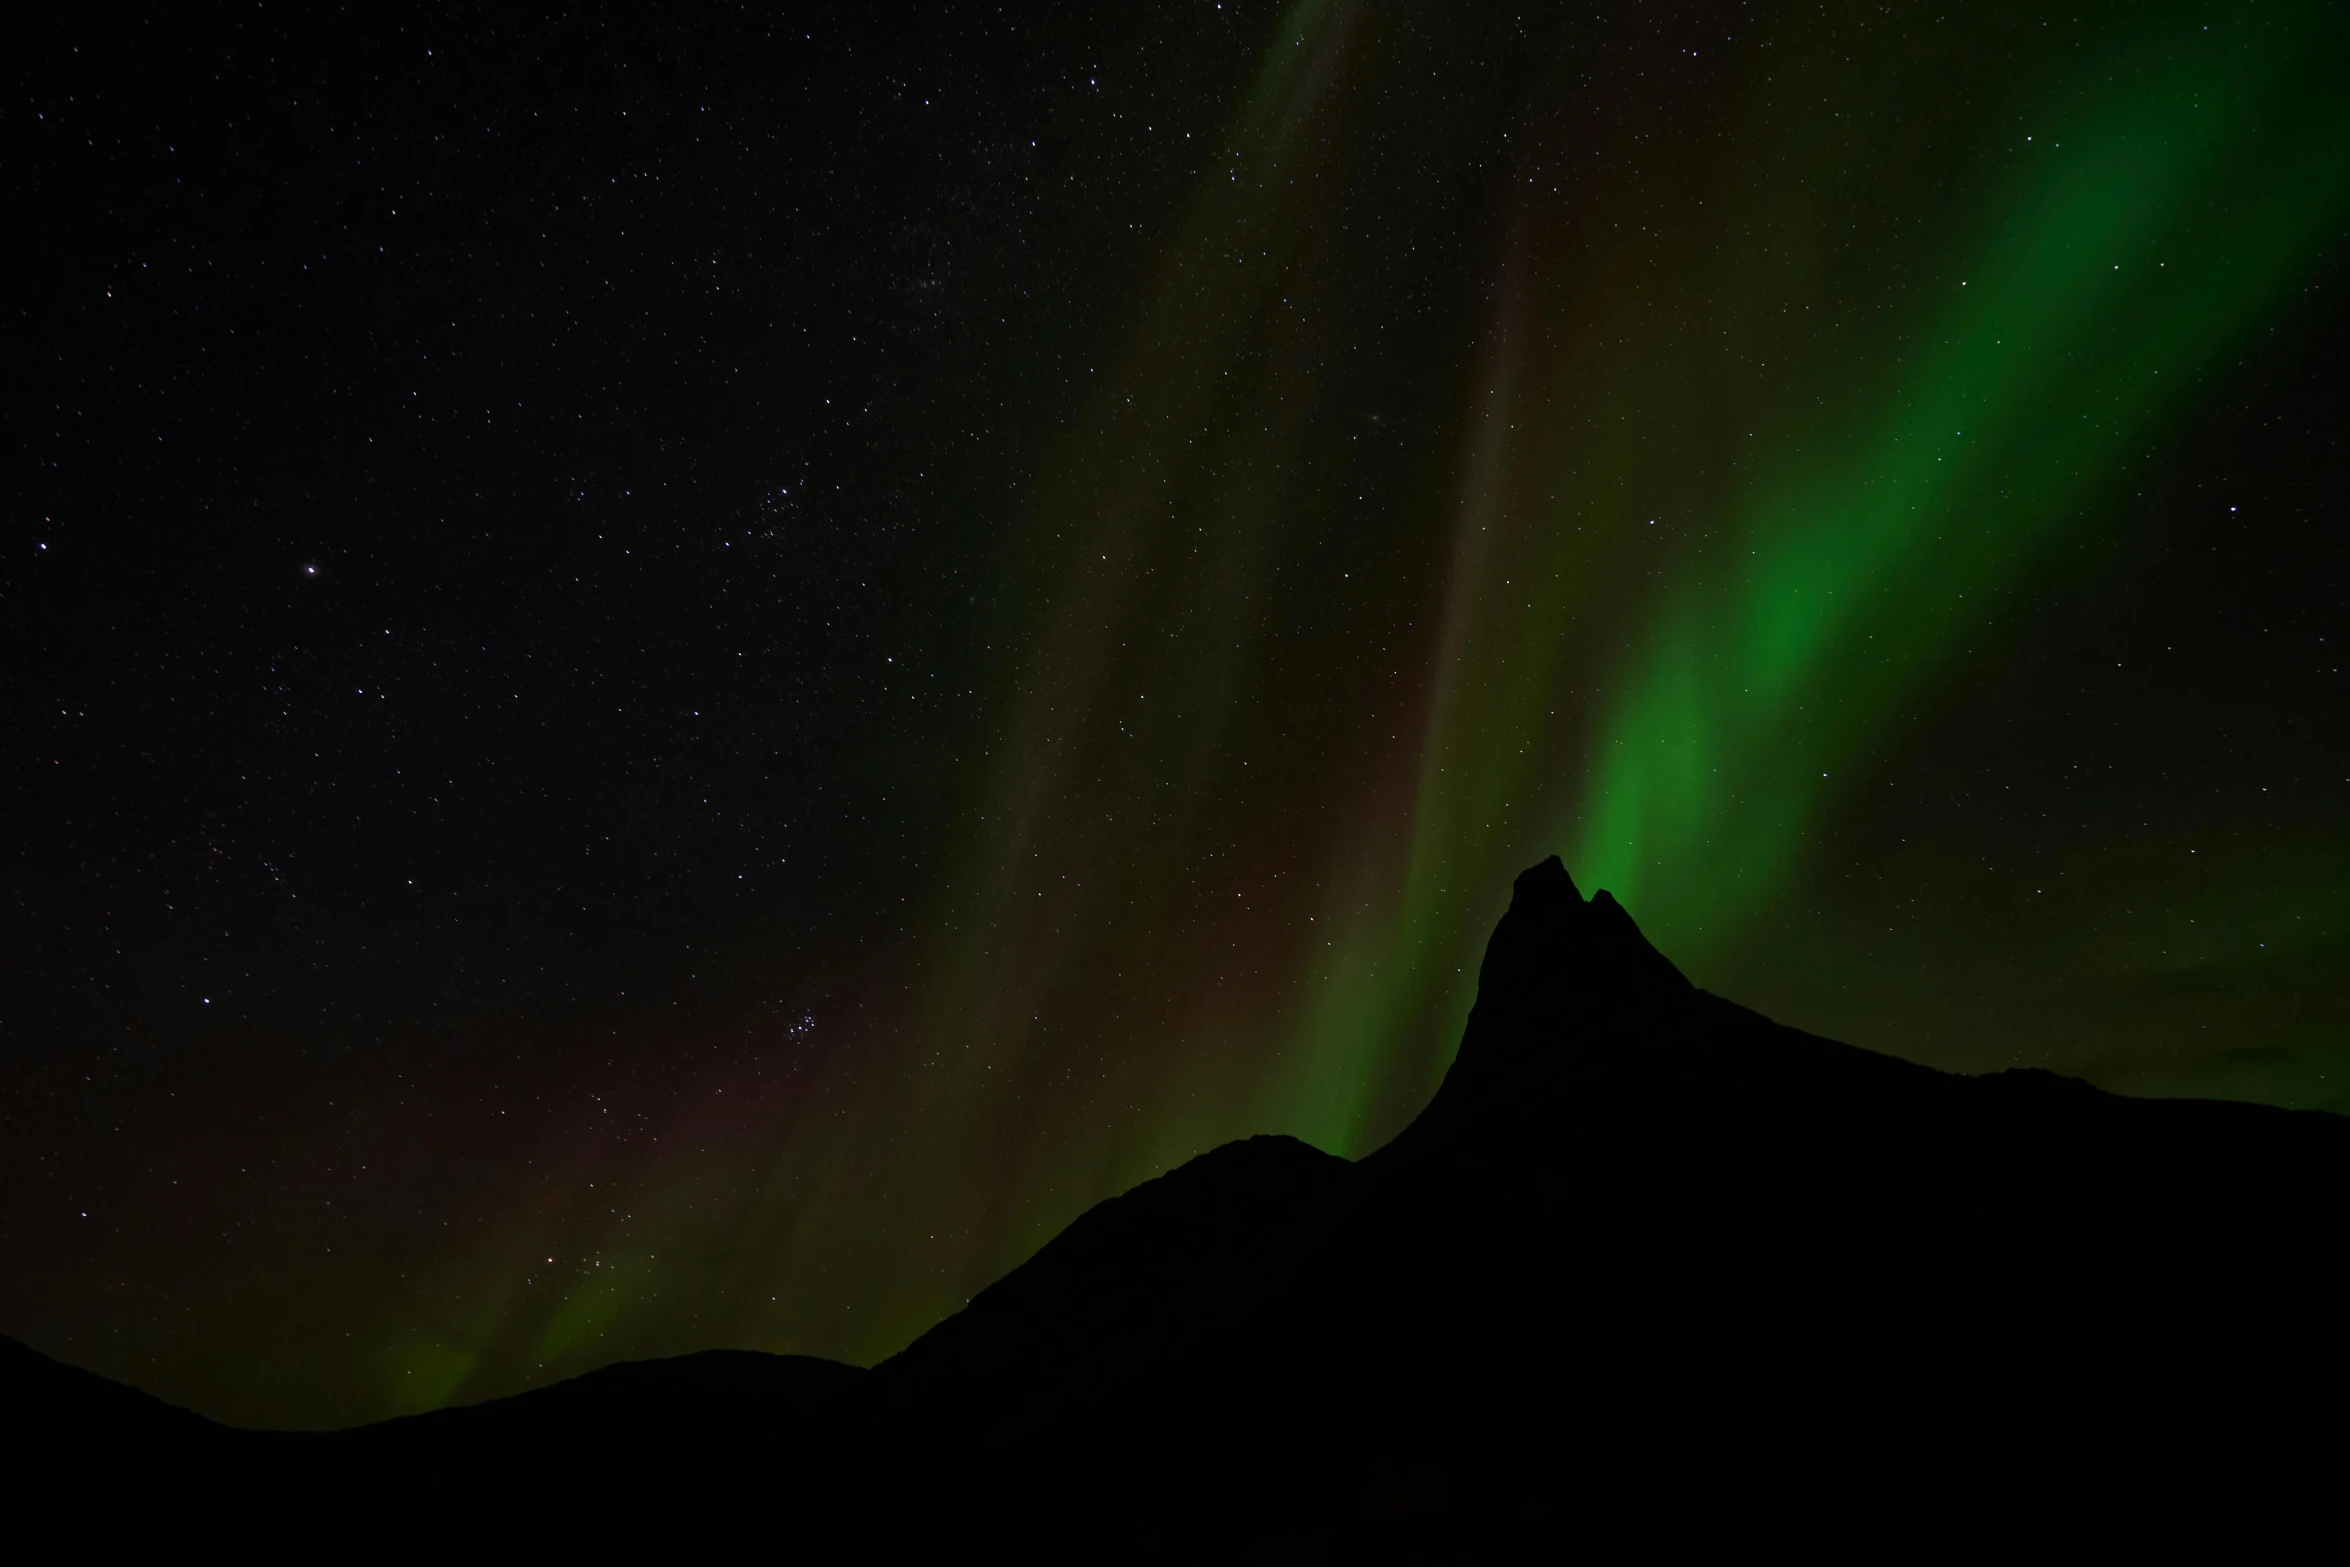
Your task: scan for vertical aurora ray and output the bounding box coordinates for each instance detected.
[710,0,1432,1356]
[1296,1,2350,1146]
[348,0,2350,1413]
[1572,28,2350,962]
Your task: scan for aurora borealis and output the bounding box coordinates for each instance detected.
[7,0,2347,1429]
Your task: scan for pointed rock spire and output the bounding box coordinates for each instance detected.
[1438,858,1693,1099]
[1473,857,1689,1017]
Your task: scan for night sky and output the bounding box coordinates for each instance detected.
[7,0,2346,1430]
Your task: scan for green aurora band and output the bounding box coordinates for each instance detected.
[1357,0,2350,1144]
[841,0,2350,1346]
[366,0,2350,1410]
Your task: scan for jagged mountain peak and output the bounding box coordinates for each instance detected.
[14,858,2346,1542]
[1476,856,1689,1005]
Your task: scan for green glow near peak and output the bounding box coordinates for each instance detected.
[1575,29,2349,959]
[1298,3,2350,1153]
[362,1,2350,1415]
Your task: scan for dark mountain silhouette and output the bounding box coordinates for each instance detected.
[12,859,2345,1543]
[1,1332,219,1449]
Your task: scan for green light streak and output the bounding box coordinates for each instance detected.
[1574,27,2350,960]
[1298,6,2350,1151]
[354,2,2350,1412]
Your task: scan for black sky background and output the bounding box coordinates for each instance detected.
[5,1,2346,1425]
[5,2,1303,1411]
[8,0,1267,1119]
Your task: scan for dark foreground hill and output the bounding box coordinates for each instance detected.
[12,858,2346,1544]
